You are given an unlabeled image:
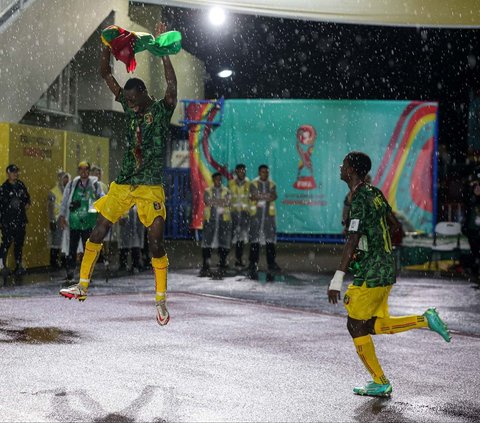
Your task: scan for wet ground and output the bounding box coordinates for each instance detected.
[0,268,479,422]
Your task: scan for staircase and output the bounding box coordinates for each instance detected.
[0,0,116,123]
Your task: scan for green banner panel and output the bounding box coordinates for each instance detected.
[198,99,437,234]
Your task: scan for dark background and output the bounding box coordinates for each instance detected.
[166,6,480,165]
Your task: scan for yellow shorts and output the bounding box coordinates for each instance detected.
[94,182,166,227]
[343,283,393,321]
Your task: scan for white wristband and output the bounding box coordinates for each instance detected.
[329,270,345,291]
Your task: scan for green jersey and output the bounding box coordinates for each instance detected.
[347,184,396,287]
[115,91,174,186]
[69,182,98,230]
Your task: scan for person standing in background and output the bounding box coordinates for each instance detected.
[463,165,480,283]
[59,161,104,281]
[0,164,31,278]
[117,205,144,274]
[91,165,109,195]
[199,173,232,277]
[48,170,71,269]
[228,164,250,269]
[247,164,281,280]
[90,165,111,271]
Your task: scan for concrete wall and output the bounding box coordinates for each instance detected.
[0,0,115,123]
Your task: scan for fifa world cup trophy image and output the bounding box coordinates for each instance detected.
[293,124,317,190]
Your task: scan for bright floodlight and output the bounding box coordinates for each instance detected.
[217,69,233,78]
[209,7,226,26]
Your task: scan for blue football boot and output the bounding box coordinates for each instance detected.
[424,307,451,342]
[353,381,393,397]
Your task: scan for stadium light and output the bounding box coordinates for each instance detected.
[217,69,233,78]
[209,7,226,26]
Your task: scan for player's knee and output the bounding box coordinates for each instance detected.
[90,216,112,243]
[366,317,377,334]
[347,316,371,338]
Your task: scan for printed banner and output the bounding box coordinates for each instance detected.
[187,99,437,234]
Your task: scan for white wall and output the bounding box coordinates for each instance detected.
[0,0,115,122]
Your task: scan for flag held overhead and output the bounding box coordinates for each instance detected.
[101,25,182,73]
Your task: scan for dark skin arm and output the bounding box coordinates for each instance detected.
[100,45,121,98]
[155,23,177,109]
[327,232,360,304]
[162,56,177,109]
[387,211,405,238]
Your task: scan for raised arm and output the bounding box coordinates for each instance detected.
[162,56,177,108]
[100,45,122,98]
[155,23,177,108]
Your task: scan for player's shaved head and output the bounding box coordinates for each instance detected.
[124,78,147,92]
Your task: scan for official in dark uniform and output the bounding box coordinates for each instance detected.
[0,164,31,276]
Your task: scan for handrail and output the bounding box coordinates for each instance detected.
[0,0,30,30]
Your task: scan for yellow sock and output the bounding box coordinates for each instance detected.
[374,315,428,334]
[152,256,169,302]
[353,335,389,385]
[79,239,103,289]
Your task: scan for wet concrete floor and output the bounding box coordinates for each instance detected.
[0,269,479,422]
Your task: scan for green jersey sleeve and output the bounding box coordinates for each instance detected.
[348,190,366,234]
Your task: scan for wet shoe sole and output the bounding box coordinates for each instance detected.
[353,387,393,397]
[156,315,170,326]
[59,292,87,302]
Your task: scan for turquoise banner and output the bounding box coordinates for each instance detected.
[200,99,437,234]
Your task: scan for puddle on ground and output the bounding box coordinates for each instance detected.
[0,326,79,344]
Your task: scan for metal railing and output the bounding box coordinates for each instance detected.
[164,168,192,239]
[0,0,31,29]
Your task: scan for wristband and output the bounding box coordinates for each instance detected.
[329,270,345,291]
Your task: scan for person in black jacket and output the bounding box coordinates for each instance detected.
[0,164,31,277]
[463,166,480,282]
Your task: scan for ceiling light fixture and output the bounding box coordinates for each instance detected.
[209,7,226,26]
[217,69,233,78]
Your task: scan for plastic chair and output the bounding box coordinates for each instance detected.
[428,222,462,270]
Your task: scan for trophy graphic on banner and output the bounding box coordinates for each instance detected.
[293,124,317,190]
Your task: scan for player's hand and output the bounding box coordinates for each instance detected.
[154,22,167,37]
[328,270,345,304]
[328,289,341,304]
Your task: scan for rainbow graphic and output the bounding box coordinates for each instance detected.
[186,101,228,229]
[373,101,437,229]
